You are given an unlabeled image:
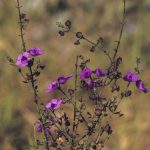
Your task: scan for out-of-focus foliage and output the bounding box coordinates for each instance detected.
[0,0,149,150]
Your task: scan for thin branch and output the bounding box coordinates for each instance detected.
[113,0,126,61]
[16,0,26,52]
[59,88,88,126]
[16,1,50,149]
[71,55,79,149]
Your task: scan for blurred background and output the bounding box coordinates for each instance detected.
[0,0,150,150]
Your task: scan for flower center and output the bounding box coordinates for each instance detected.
[33,49,38,54]
[51,103,56,108]
[52,83,57,88]
[85,72,89,76]
[21,56,27,61]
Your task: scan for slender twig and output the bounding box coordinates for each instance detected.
[71,55,79,149]
[59,88,88,126]
[113,0,126,61]
[16,0,26,52]
[70,30,112,63]
[50,110,71,141]
[16,1,49,149]
[83,36,112,63]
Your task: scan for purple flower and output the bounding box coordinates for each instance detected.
[45,128,50,134]
[123,71,138,82]
[46,81,59,93]
[46,74,72,93]
[28,47,45,56]
[80,68,92,80]
[16,52,32,67]
[35,122,42,133]
[95,68,107,77]
[45,99,62,110]
[86,80,94,89]
[58,74,73,84]
[136,80,148,93]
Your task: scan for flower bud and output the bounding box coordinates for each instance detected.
[125,90,132,97]
[76,32,83,39]
[58,31,65,36]
[65,20,71,27]
[116,57,122,65]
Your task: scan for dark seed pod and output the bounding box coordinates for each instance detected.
[76,32,83,39]
[36,140,41,146]
[35,71,40,76]
[105,124,112,135]
[116,57,122,65]
[68,89,74,95]
[90,46,96,52]
[117,72,122,78]
[80,80,86,88]
[20,13,26,19]
[65,120,70,126]
[58,31,65,36]
[24,18,30,23]
[18,68,22,72]
[65,20,71,27]
[112,84,120,92]
[121,92,124,98]
[89,94,100,101]
[114,48,117,52]
[7,56,14,63]
[97,37,104,43]
[114,71,122,79]
[39,64,45,70]
[35,85,38,89]
[125,90,132,97]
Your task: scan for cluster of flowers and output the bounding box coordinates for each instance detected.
[44,67,107,115]
[123,71,148,93]
[80,67,148,93]
[44,74,73,111]
[16,47,45,67]
[31,68,149,133]
[80,67,107,89]
[34,74,73,133]
[15,49,148,134]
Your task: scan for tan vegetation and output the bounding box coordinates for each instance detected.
[0,0,149,149]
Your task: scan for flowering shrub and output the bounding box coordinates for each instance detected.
[7,0,148,149]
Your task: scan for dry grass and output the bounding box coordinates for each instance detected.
[0,0,149,149]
